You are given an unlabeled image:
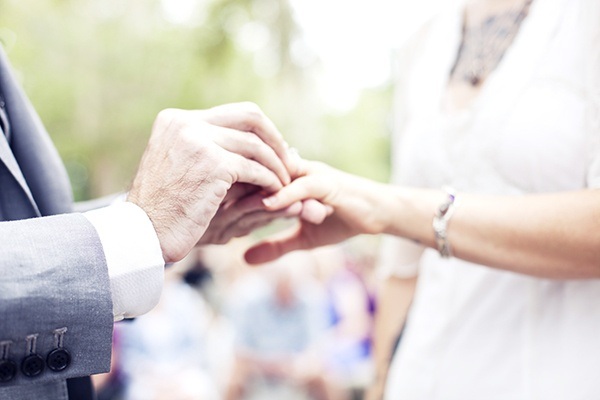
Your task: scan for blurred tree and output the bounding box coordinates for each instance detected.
[0,0,391,201]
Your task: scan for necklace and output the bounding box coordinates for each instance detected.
[450,0,534,86]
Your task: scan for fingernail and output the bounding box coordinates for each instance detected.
[262,196,277,208]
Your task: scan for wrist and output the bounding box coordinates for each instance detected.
[384,187,447,248]
[348,178,398,235]
[433,187,459,258]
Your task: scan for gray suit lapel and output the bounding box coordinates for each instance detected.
[0,123,40,217]
[0,45,72,217]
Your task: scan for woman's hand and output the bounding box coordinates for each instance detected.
[199,171,332,246]
[244,156,600,278]
[244,160,391,264]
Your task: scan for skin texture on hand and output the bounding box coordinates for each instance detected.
[197,189,304,245]
[127,103,294,263]
[245,160,388,264]
[199,186,332,246]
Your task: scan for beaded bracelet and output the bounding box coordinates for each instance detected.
[432,187,458,258]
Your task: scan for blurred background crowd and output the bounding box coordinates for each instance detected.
[93,238,379,400]
[0,0,455,398]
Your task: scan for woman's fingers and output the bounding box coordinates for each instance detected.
[262,175,327,211]
[299,199,331,225]
[261,161,335,211]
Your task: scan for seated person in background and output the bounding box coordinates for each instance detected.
[225,254,343,400]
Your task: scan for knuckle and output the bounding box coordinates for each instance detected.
[214,160,237,184]
[180,122,214,149]
[239,101,262,114]
[244,132,263,148]
[241,102,266,126]
[153,108,191,141]
[156,108,179,124]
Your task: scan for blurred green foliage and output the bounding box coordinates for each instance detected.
[0,0,392,201]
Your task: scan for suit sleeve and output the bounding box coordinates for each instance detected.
[0,213,113,387]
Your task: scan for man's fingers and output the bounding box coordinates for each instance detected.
[220,202,302,243]
[244,226,306,264]
[223,199,302,229]
[198,102,295,175]
[201,197,302,245]
[213,126,290,186]
[223,183,260,205]
[230,153,283,193]
[222,192,274,218]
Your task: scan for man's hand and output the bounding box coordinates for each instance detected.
[127,103,292,263]
[199,183,332,245]
[198,189,304,245]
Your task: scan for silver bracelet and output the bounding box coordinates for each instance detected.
[433,187,458,258]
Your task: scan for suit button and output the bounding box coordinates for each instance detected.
[21,354,44,377]
[47,348,71,372]
[0,359,17,382]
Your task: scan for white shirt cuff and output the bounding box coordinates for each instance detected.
[84,202,164,322]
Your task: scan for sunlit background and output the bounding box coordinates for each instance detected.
[0,0,455,200]
[0,1,455,399]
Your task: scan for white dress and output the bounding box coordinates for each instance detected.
[382,0,600,398]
